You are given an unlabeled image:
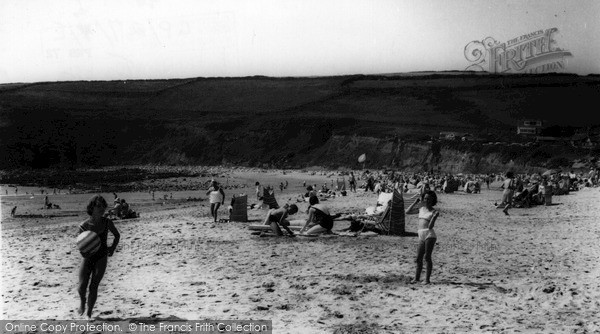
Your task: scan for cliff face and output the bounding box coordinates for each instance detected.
[300,135,587,173]
[1,74,599,171]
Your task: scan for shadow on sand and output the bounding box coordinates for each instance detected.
[434,280,511,293]
[94,315,187,322]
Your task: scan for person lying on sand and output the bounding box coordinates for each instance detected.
[299,195,342,235]
[261,204,298,237]
[408,190,439,284]
[77,195,120,319]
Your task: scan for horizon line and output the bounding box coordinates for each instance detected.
[2,71,598,86]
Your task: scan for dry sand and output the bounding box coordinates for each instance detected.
[1,170,600,333]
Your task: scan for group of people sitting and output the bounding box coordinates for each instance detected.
[352,170,490,196]
[259,195,344,237]
[106,194,138,219]
[43,196,61,209]
[496,171,567,214]
[257,188,441,284]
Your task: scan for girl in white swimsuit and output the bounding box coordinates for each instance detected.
[410,190,439,284]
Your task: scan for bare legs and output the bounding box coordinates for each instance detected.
[502,203,511,215]
[78,256,107,318]
[413,238,436,284]
[269,220,295,237]
[210,203,221,222]
[501,190,514,215]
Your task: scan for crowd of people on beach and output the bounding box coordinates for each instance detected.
[11,164,594,319]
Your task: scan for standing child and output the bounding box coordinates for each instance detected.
[77,195,120,319]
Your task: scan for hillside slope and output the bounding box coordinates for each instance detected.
[1,73,599,171]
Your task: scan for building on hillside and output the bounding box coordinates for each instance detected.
[517,120,544,136]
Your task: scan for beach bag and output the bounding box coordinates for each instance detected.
[77,230,101,258]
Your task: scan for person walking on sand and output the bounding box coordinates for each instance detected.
[349,172,356,192]
[77,195,120,319]
[499,171,516,215]
[408,190,439,284]
[206,180,225,222]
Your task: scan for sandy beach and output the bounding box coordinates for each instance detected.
[1,169,600,333]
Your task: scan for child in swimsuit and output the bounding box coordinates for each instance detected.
[77,195,120,319]
[408,190,439,284]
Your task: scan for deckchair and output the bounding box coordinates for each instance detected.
[368,191,394,215]
[229,194,248,222]
[356,190,420,236]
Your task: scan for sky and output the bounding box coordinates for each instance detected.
[0,0,599,84]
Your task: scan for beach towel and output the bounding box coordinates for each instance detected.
[229,194,248,222]
[248,219,304,232]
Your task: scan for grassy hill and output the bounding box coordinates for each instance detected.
[1,73,599,171]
